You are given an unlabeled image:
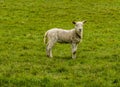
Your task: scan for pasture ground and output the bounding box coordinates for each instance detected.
[0,0,120,87]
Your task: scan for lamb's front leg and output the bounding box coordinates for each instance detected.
[71,43,78,59]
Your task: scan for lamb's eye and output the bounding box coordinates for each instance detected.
[76,24,79,26]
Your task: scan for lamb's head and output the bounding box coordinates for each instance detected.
[72,21,86,33]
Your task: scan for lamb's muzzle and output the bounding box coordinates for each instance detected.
[44,21,86,59]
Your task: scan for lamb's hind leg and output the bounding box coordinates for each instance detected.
[72,43,78,59]
[46,40,55,58]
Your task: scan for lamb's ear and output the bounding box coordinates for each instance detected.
[72,21,76,24]
[82,20,87,24]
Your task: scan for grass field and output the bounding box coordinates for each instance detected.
[0,0,120,87]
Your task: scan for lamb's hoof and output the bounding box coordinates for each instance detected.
[47,55,53,58]
[50,56,53,58]
[72,58,76,60]
[72,57,76,59]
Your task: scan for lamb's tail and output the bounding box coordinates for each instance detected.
[44,32,48,44]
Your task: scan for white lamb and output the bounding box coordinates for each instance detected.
[44,21,86,59]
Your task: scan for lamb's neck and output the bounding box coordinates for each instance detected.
[74,30,82,39]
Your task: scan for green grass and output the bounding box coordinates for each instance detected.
[0,0,120,87]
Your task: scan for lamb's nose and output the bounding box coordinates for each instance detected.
[79,29,81,32]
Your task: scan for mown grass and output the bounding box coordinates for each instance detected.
[0,0,120,87]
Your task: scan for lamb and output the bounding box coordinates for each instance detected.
[44,21,86,59]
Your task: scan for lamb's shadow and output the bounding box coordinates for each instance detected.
[42,54,73,60]
[53,55,72,60]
